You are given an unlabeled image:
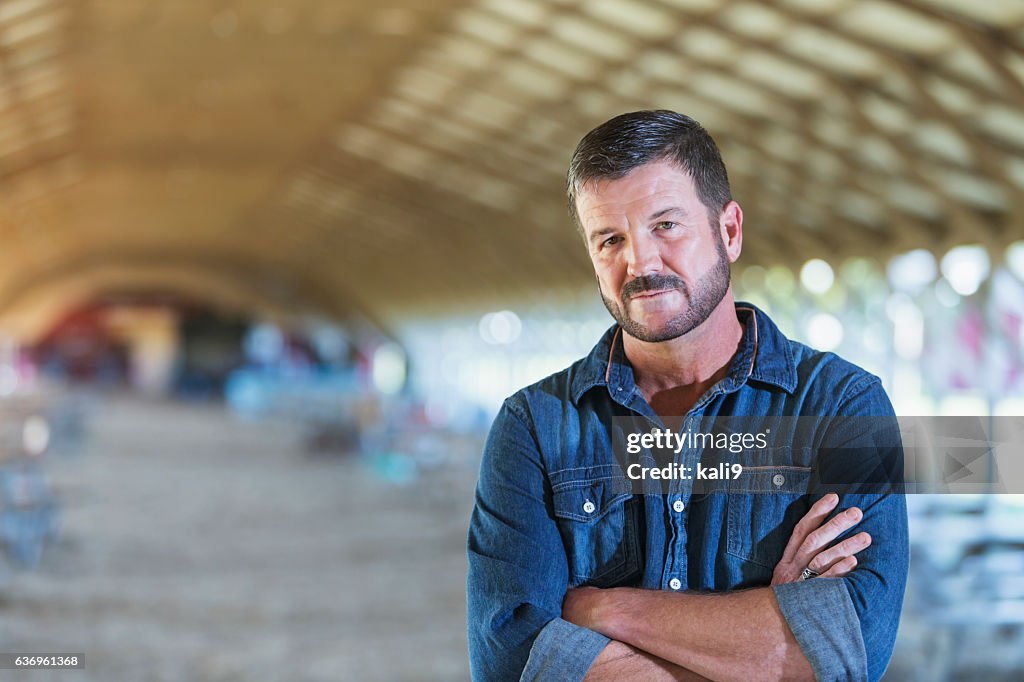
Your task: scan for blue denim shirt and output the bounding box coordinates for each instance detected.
[467,303,908,682]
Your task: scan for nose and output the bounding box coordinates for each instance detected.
[625,233,662,278]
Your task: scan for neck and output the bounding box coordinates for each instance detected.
[622,292,743,417]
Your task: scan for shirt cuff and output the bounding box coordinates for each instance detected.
[520,617,610,682]
[773,578,868,682]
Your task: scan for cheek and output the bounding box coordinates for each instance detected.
[592,266,621,295]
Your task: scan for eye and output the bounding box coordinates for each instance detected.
[601,235,623,247]
[654,221,678,231]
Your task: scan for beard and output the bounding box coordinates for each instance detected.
[601,240,731,343]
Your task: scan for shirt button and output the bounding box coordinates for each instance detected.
[672,500,685,513]
[669,578,682,590]
[773,474,785,487]
[583,500,596,514]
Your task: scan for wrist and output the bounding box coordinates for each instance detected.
[592,587,636,641]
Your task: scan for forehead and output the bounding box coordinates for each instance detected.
[575,159,699,227]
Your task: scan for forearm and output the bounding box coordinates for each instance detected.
[581,587,813,681]
[585,641,712,681]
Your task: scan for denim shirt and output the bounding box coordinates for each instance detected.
[467,303,908,682]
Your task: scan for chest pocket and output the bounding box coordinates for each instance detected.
[726,465,812,581]
[551,475,642,588]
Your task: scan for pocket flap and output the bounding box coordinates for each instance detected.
[552,477,631,522]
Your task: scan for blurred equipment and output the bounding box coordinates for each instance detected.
[0,392,61,586]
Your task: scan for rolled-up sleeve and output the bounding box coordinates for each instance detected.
[773,578,867,681]
[775,376,909,682]
[521,617,610,681]
[468,399,608,681]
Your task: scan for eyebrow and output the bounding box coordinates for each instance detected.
[588,227,618,245]
[649,207,687,221]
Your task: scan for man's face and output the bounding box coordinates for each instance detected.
[575,159,738,343]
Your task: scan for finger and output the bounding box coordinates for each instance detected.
[780,493,839,563]
[807,532,872,574]
[799,506,863,561]
[818,554,857,578]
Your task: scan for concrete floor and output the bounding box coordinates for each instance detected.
[0,397,475,681]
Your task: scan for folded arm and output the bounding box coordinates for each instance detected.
[569,491,867,682]
[573,585,812,681]
[568,493,904,681]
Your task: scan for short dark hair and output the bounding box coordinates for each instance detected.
[566,110,732,234]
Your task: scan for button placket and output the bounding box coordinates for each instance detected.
[667,419,692,592]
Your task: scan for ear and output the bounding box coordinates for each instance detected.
[718,200,743,263]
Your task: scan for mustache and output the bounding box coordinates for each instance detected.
[622,274,687,301]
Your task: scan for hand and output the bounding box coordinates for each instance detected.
[771,493,871,585]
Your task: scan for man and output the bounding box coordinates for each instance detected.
[467,111,907,681]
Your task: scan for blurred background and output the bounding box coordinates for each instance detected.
[1,0,1023,679]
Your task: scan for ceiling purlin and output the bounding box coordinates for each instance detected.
[0,5,73,183]
[372,113,553,195]
[315,146,503,242]
[324,4,578,204]
[408,67,570,166]
[719,114,907,262]
[765,0,1008,103]
[297,151,566,306]
[334,116,549,217]
[674,3,1013,249]
[910,0,1024,56]
[835,83,970,246]
[761,0,1010,167]
[284,162,457,277]
[268,9,602,303]
[253,15,547,285]
[215,2,479,278]
[903,0,1024,117]
[906,71,1022,218]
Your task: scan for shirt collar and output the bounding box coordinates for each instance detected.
[737,303,798,394]
[569,301,797,404]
